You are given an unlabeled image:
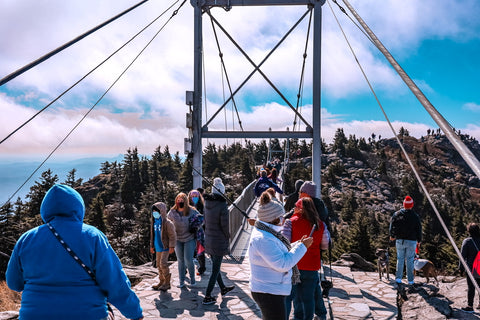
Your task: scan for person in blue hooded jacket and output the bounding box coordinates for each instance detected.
[6,184,143,320]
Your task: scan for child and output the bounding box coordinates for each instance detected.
[150,202,176,291]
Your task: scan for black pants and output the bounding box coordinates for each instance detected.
[467,275,480,306]
[252,291,287,320]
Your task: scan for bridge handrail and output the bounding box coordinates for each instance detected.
[228,179,257,252]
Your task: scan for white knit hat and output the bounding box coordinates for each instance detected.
[257,197,285,222]
[213,177,225,195]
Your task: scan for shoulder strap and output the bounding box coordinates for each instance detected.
[46,222,97,283]
[472,238,480,253]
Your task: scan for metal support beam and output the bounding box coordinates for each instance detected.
[192,2,203,189]
[312,0,324,197]
[201,0,315,7]
[190,0,325,193]
[202,130,313,139]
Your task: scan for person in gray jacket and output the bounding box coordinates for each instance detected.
[202,178,235,305]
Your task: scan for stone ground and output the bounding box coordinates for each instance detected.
[3,257,480,320]
[112,256,480,320]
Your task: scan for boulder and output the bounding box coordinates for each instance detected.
[333,253,376,272]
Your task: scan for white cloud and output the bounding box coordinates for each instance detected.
[464,102,480,112]
[0,0,479,158]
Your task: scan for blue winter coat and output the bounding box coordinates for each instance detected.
[254,176,283,197]
[6,184,143,320]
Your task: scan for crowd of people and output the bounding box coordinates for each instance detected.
[6,165,478,319]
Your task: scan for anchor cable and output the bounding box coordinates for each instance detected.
[0,0,182,146]
[0,0,151,87]
[2,0,187,207]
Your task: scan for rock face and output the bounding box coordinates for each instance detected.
[123,262,157,286]
[397,277,480,320]
[333,253,377,272]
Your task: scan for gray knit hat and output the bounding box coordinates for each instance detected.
[257,197,285,223]
[299,181,316,197]
[212,177,225,195]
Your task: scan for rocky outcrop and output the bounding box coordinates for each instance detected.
[123,262,157,286]
[333,253,376,272]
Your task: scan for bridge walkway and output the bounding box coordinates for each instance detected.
[110,195,400,320]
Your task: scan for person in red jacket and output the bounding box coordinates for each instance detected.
[287,197,327,320]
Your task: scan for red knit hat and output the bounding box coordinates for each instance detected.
[403,196,414,209]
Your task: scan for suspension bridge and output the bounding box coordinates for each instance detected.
[1,0,480,319]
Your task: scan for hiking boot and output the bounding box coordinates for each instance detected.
[202,296,216,305]
[152,272,165,290]
[221,285,235,296]
[461,306,474,312]
[159,274,171,291]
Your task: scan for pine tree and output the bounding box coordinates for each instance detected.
[64,168,83,187]
[86,194,107,233]
[25,169,58,217]
[178,160,193,193]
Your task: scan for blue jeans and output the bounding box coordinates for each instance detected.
[287,270,327,320]
[395,239,417,283]
[206,255,226,296]
[175,238,196,284]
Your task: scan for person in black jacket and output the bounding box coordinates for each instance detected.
[459,223,480,312]
[389,196,422,285]
[202,178,235,305]
[284,179,304,212]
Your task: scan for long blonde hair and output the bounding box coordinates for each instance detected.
[171,192,192,216]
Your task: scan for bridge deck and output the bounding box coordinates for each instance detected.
[112,198,400,319]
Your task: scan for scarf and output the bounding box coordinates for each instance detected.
[254,220,301,285]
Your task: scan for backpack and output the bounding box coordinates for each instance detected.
[471,239,480,278]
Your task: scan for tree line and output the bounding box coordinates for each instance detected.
[1,128,480,278]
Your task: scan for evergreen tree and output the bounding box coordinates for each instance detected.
[332,128,347,156]
[120,148,142,205]
[178,160,193,193]
[25,169,58,217]
[64,168,83,187]
[86,194,107,233]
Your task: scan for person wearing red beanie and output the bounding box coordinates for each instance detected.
[389,196,422,285]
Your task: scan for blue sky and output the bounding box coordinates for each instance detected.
[0,0,479,161]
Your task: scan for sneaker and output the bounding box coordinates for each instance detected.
[221,285,235,296]
[461,306,474,312]
[395,279,402,284]
[189,281,198,288]
[202,296,216,305]
[408,281,415,285]
[177,282,185,288]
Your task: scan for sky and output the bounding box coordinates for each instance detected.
[0,0,479,162]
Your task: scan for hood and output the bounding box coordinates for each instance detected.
[40,184,85,223]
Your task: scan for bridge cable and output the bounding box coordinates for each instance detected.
[0,0,150,87]
[341,0,480,180]
[188,159,250,219]
[2,0,187,207]
[0,0,182,146]
[209,13,245,134]
[328,0,480,296]
[204,9,312,129]
[206,11,260,166]
[202,43,210,145]
[292,7,313,133]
